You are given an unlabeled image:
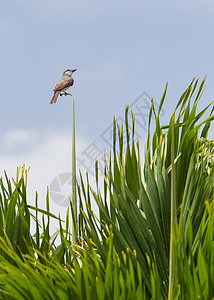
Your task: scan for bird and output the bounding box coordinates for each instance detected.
[50,69,77,104]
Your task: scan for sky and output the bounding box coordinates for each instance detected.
[0,0,214,231]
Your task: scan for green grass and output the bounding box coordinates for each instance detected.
[0,77,213,299]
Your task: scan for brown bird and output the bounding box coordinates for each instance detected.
[50,69,77,104]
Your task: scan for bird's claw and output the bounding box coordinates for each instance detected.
[60,92,68,96]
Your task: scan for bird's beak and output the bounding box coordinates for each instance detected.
[72,69,77,72]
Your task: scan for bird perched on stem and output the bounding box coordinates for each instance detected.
[50,69,77,104]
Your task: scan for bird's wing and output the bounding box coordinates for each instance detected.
[53,77,74,91]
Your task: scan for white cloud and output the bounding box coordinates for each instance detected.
[0,127,92,232]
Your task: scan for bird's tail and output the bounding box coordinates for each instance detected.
[50,91,60,104]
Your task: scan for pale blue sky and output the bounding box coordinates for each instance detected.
[1,1,214,134]
[0,1,213,218]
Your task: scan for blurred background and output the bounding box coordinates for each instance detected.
[0,0,213,226]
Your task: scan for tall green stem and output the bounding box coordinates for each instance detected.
[72,95,77,245]
[168,114,177,299]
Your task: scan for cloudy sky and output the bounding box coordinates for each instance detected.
[0,0,214,229]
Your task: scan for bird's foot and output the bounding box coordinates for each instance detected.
[60,92,68,96]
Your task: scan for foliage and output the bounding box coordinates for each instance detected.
[0,77,213,299]
[75,77,214,299]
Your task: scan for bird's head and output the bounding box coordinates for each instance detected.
[63,69,77,77]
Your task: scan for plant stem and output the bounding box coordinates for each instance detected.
[72,95,77,245]
[168,114,177,300]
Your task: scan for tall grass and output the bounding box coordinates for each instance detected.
[0,77,213,299]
